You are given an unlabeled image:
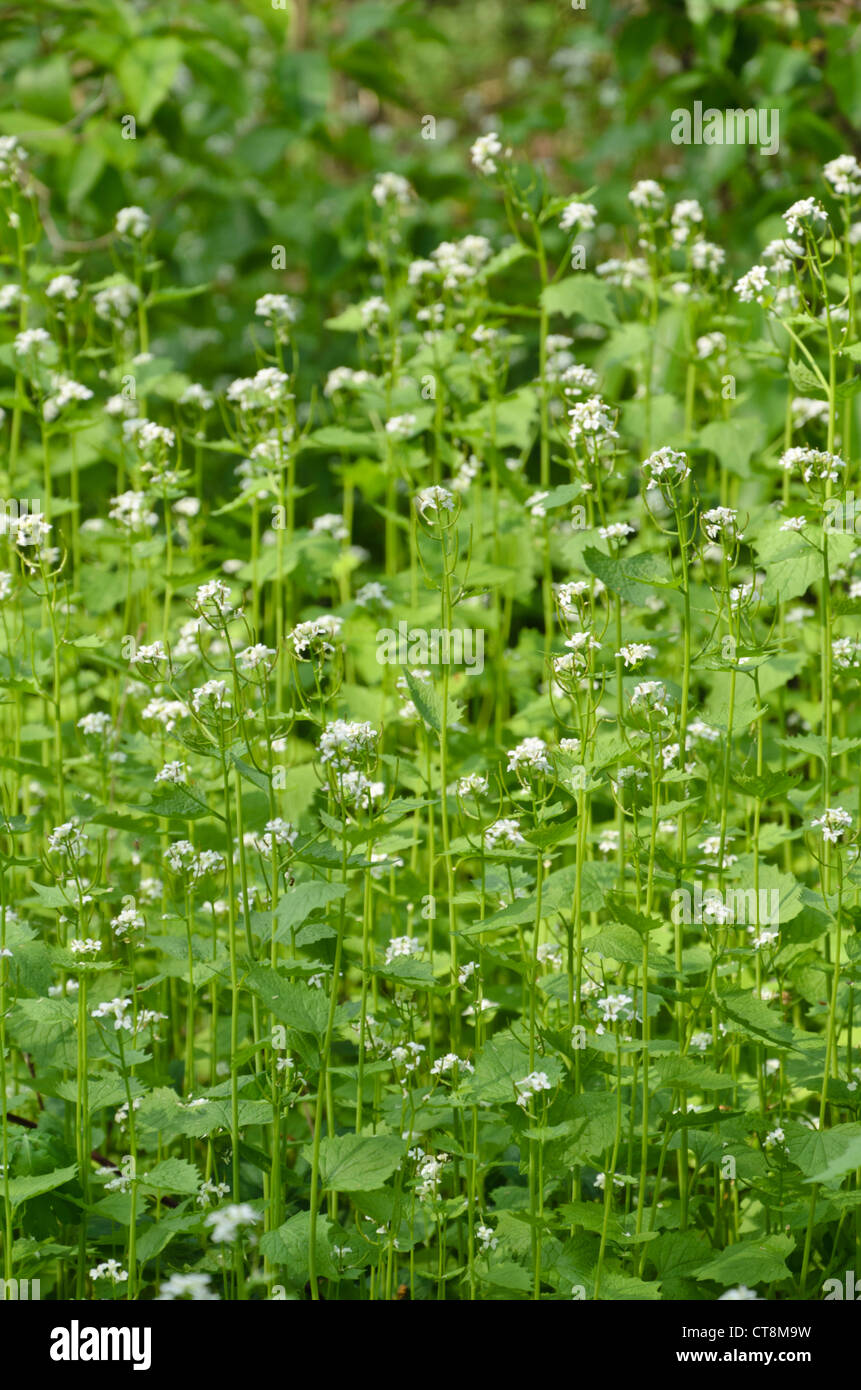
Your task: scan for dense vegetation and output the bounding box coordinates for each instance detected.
[1,0,861,1302]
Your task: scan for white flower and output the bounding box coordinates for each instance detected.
[226,367,291,411]
[782,198,828,237]
[14,328,52,359]
[597,993,634,1023]
[701,506,741,542]
[91,997,133,1030]
[372,171,414,209]
[457,773,488,797]
[0,283,23,312]
[115,206,150,238]
[191,679,231,714]
[43,374,93,422]
[385,936,422,964]
[94,279,139,322]
[670,198,703,244]
[194,579,235,618]
[470,132,504,176]
[628,179,665,211]
[237,643,276,672]
[560,200,597,233]
[109,491,158,532]
[734,265,770,304]
[287,614,342,660]
[415,485,455,520]
[824,154,861,198]
[696,331,726,359]
[46,274,80,301]
[507,737,552,776]
[355,581,391,610]
[90,1260,128,1284]
[616,642,655,668]
[324,366,374,396]
[630,680,669,717]
[318,719,378,771]
[810,807,853,843]
[254,293,297,333]
[48,821,88,859]
[204,1203,260,1243]
[476,1223,498,1253]
[719,1285,761,1301]
[642,446,690,490]
[154,760,189,785]
[386,413,417,439]
[179,382,214,410]
[484,818,525,849]
[70,938,102,956]
[78,711,113,739]
[358,296,389,330]
[599,522,635,542]
[312,513,349,541]
[779,447,844,485]
[514,1071,552,1108]
[111,906,145,939]
[690,240,725,273]
[157,1272,219,1301]
[130,640,168,667]
[568,396,618,446]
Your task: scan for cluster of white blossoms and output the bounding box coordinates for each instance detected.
[109,490,158,532]
[484,817,525,849]
[410,233,493,291]
[415,484,455,520]
[226,366,291,411]
[48,821,88,859]
[779,447,845,485]
[115,205,150,238]
[287,613,342,661]
[514,1070,552,1108]
[371,171,414,210]
[641,446,691,491]
[823,154,861,198]
[204,1203,260,1243]
[254,292,297,337]
[163,840,226,880]
[318,719,379,772]
[470,131,505,176]
[701,506,742,543]
[507,737,552,777]
[42,373,93,422]
[810,808,853,843]
[567,395,619,448]
[385,935,422,964]
[90,1259,128,1284]
[628,179,665,211]
[559,199,597,233]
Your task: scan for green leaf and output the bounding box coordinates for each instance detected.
[117,38,184,125]
[718,988,796,1050]
[141,1158,202,1195]
[583,546,678,605]
[245,964,328,1038]
[259,1210,338,1282]
[7,1164,78,1211]
[695,1233,794,1287]
[404,670,462,736]
[308,1134,405,1192]
[541,274,618,328]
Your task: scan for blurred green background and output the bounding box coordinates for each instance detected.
[1,0,857,392]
